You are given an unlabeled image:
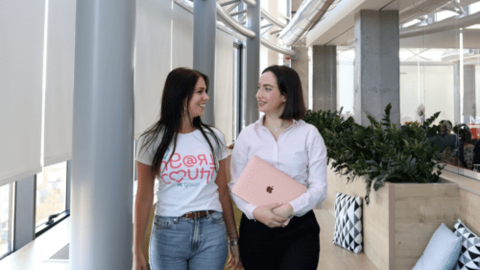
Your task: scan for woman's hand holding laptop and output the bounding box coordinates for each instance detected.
[272,203,293,218]
[252,203,290,228]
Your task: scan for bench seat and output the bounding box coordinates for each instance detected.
[314,209,379,270]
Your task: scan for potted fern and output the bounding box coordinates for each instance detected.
[304,104,460,270]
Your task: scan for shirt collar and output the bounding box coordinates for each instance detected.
[254,115,300,128]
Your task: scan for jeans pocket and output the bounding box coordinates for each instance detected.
[208,211,224,224]
[153,216,171,229]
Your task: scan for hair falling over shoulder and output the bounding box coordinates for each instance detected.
[138,68,224,176]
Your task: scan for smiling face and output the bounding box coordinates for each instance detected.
[187,76,209,118]
[256,71,286,116]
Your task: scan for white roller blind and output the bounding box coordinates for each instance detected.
[0,1,45,186]
[172,3,193,69]
[43,0,76,166]
[134,0,172,139]
[215,29,234,145]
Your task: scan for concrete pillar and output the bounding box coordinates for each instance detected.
[245,0,261,125]
[291,47,309,109]
[312,45,337,112]
[194,0,216,126]
[71,0,135,269]
[354,10,400,126]
[464,65,476,122]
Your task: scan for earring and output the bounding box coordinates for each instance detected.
[184,106,186,112]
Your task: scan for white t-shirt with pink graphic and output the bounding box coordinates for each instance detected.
[136,128,227,217]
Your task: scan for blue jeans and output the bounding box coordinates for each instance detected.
[149,211,228,270]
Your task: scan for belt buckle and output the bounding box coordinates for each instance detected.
[184,211,198,219]
[184,210,207,219]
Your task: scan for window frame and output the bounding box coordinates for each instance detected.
[34,160,71,237]
[233,41,245,137]
[0,182,15,260]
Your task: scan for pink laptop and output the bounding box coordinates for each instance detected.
[232,155,307,206]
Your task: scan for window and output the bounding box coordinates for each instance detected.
[398,7,480,180]
[337,46,355,117]
[333,3,480,181]
[0,183,14,259]
[35,161,67,228]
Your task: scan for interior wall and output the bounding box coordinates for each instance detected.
[214,29,235,145]
[134,0,172,139]
[172,4,193,69]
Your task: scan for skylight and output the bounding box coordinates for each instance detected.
[403,19,421,28]
[435,10,457,22]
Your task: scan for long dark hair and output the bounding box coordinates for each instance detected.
[139,68,223,175]
[262,65,306,120]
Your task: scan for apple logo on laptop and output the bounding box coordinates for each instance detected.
[266,186,274,193]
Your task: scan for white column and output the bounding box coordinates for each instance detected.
[71,0,135,268]
[245,0,261,125]
[194,0,217,126]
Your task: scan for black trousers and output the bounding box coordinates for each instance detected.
[239,210,320,270]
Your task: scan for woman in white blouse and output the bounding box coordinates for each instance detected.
[230,65,327,270]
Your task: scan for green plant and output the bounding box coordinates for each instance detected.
[304,104,445,205]
[303,108,356,165]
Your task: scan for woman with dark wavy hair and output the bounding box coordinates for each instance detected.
[132,68,241,270]
[230,65,327,269]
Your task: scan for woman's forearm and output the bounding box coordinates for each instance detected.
[133,191,154,254]
[218,185,238,239]
[133,162,156,254]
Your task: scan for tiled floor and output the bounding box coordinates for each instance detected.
[0,210,379,270]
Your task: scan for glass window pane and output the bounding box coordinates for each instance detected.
[35,161,67,227]
[337,46,355,117]
[0,183,13,258]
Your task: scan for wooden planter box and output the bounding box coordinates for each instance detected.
[324,166,460,270]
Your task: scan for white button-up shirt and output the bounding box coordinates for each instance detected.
[229,116,328,220]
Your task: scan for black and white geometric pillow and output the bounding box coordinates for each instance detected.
[454,219,480,270]
[333,191,363,253]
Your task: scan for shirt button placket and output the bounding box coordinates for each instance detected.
[273,142,278,168]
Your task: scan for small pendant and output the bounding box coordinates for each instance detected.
[274,127,278,132]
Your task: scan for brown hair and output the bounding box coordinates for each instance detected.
[262,65,306,120]
[139,68,222,175]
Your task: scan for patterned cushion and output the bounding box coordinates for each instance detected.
[454,219,480,270]
[333,191,363,253]
[412,223,462,270]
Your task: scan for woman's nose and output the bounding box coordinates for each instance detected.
[204,93,209,101]
[255,88,262,99]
